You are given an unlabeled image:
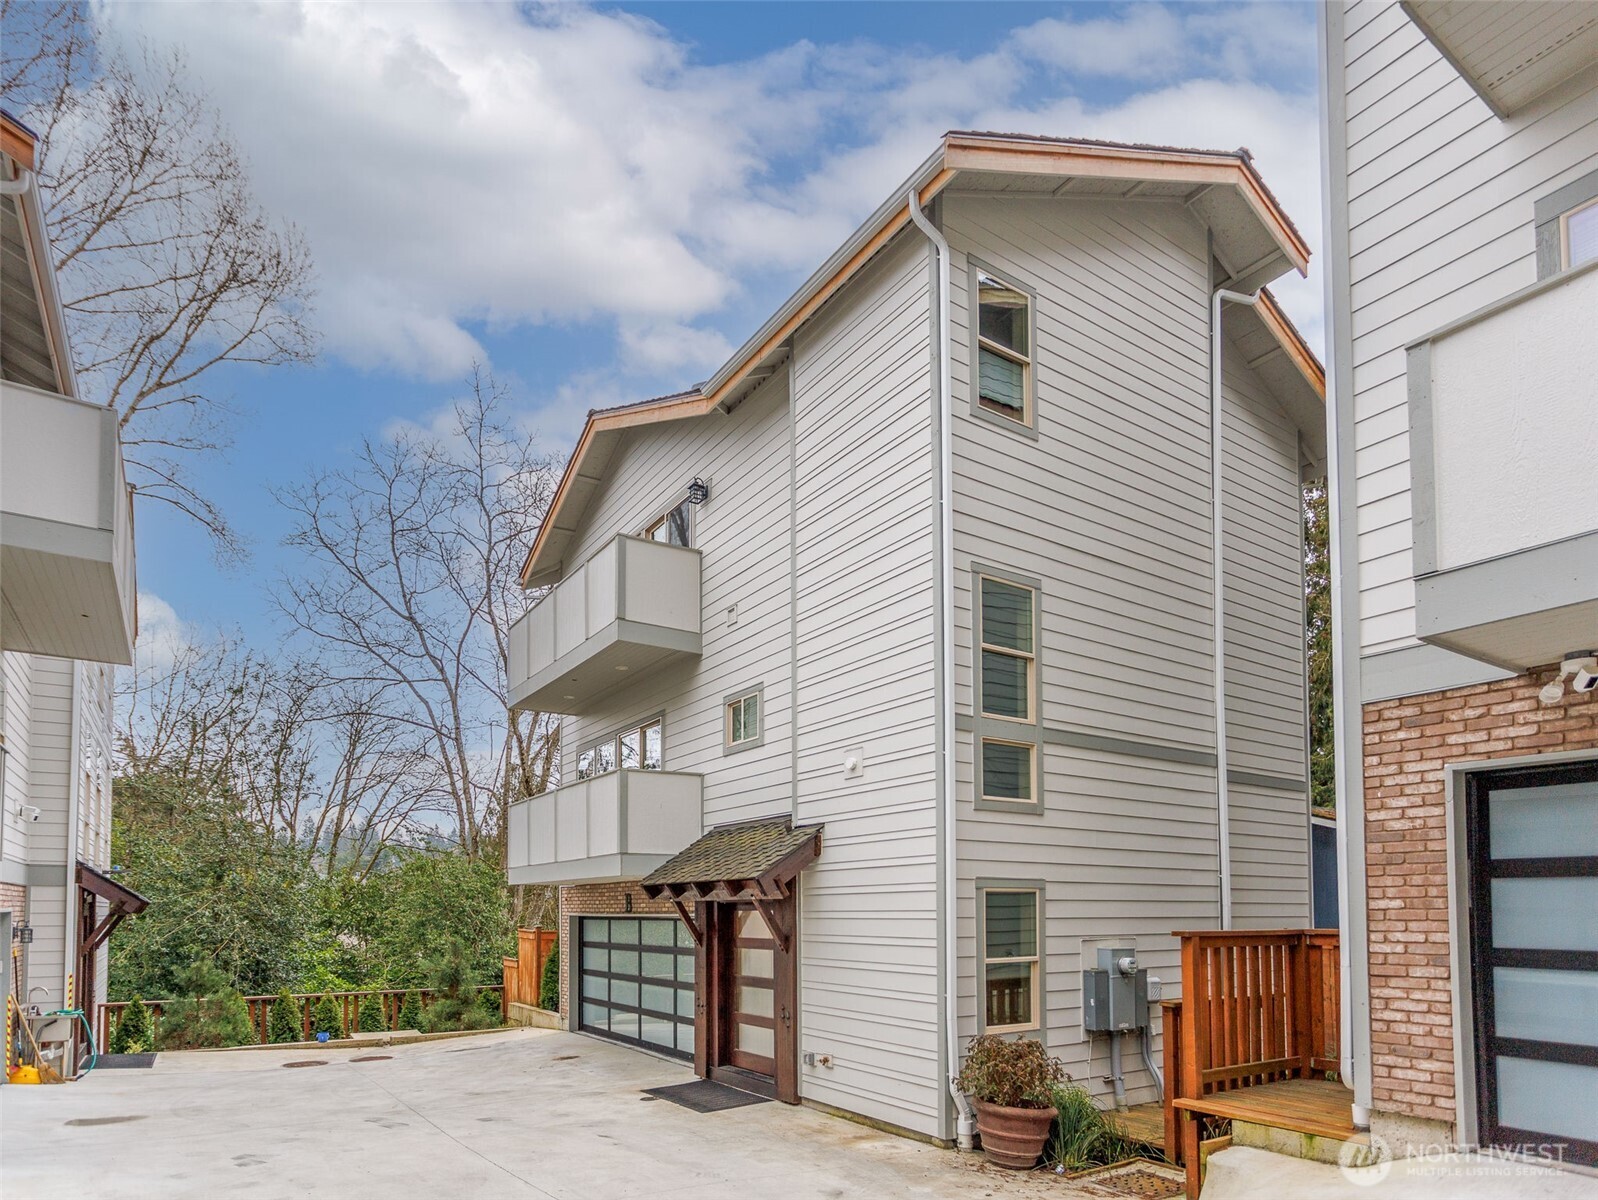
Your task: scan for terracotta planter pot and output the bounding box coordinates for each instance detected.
[971,1097,1055,1169]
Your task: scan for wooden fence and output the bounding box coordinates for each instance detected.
[502,928,557,1011]
[1162,928,1340,1165]
[98,985,504,1048]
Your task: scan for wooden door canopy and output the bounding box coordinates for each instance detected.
[640,819,822,906]
[76,861,150,956]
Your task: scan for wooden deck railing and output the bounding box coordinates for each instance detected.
[1162,929,1340,1174]
[98,985,503,1048]
[502,927,557,1011]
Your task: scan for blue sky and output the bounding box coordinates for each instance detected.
[90,1,1323,658]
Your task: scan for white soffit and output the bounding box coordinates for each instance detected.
[1404,0,1598,117]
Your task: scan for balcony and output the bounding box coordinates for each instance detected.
[1408,261,1598,671]
[506,534,701,715]
[505,769,702,886]
[1,381,136,664]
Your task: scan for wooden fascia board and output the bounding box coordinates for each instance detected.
[0,116,36,172]
[1257,292,1325,401]
[944,137,1311,276]
[519,168,956,586]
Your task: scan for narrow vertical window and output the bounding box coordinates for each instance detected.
[975,573,1040,809]
[1563,197,1598,269]
[982,888,1041,1032]
[646,499,692,547]
[976,271,1032,425]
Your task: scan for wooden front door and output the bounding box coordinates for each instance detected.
[727,905,778,1077]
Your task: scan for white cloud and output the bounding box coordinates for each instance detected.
[133,591,192,673]
[93,0,1324,397]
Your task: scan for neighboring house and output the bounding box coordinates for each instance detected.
[505,131,1324,1143]
[0,113,141,1080]
[1320,1,1598,1168]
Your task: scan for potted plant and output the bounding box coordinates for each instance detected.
[954,1034,1066,1169]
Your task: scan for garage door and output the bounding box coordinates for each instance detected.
[1468,760,1598,1167]
[578,916,695,1060]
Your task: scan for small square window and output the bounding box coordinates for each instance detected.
[1563,197,1598,269]
[725,690,760,748]
[976,272,1032,425]
[983,889,1040,1032]
[981,739,1034,802]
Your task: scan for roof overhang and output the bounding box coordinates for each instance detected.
[639,819,822,904]
[0,110,77,399]
[1223,289,1327,474]
[522,132,1311,586]
[1403,1,1598,117]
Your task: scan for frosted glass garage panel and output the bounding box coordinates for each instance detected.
[1496,1058,1598,1143]
[1489,781,1598,859]
[1491,878,1598,951]
[1493,968,1598,1047]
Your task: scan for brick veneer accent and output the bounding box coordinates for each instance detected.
[0,883,23,918]
[1363,663,1598,1126]
[556,882,679,1024]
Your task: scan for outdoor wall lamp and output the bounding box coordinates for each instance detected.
[687,477,710,505]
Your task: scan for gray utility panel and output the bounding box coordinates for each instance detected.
[1082,946,1149,1032]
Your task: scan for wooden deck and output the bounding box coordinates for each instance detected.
[1109,1101,1168,1151]
[1172,1077,1359,1142]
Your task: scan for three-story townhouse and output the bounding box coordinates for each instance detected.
[1320,0,1598,1170]
[506,131,1325,1143]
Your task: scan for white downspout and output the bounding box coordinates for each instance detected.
[1210,287,1260,930]
[906,189,976,1150]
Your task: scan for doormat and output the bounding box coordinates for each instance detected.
[642,1080,771,1113]
[96,1054,156,1069]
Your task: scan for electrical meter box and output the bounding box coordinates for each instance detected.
[1082,946,1149,1032]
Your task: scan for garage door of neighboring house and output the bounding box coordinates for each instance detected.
[578,917,695,1060]
[1467,759,1598,1167]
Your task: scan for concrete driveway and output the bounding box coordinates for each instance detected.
[1,1028,1108,1199]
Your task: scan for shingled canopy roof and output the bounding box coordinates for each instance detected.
[640,818,822,904]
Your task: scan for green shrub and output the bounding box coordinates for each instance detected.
[397,990,422,1031]
[267,992,302,1044]
[417,939,495,1032]
[156,962,255,1049]
[110,999,153,1054]
[538,939,559,1012]
[357,993,386,1033]
[954,1034,1065,1109]
[477,987,501,1024]
[311,994,344,1039]
[1049,1083,1139,1171]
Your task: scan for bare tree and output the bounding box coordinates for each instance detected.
[2,6,316,556]
[275,369,560,860]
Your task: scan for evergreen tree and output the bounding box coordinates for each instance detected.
[397,990,422,1032]
[538,938,560,1012]
[419,940,494,1032]
[157,962,254,1049]
[268,992,302,1044]
[1303,482,1335,811]
[357,993,386,1033]
[478,987,501,1024]
[110,999,154,1054]
[311,994,344,1039]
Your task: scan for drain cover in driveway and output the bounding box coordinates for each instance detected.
[97,1054,157,1069]
[642,1081,770,1113]
[283,1060,328,1068]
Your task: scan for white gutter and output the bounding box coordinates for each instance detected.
[906,190,976,1150]
[1210,287,1260,929]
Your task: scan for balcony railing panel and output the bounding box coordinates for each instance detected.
[506,534,700,714]
[505,769,702,887]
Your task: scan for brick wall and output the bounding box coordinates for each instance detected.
[556,882,678,1024]
[0,882,23,918]
[1363,663,1598,1126]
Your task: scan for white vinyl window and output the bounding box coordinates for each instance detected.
[976,574,1039,809]
[576,718,663,781]
[1562,197,1598,269]
[982,888,1041,1032]
[725,689,761,750]
[976,271,1032,425]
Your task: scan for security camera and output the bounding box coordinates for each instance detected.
[1542,651,1598,704]
[1574,667,1598,694]
[18,805,41,823]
